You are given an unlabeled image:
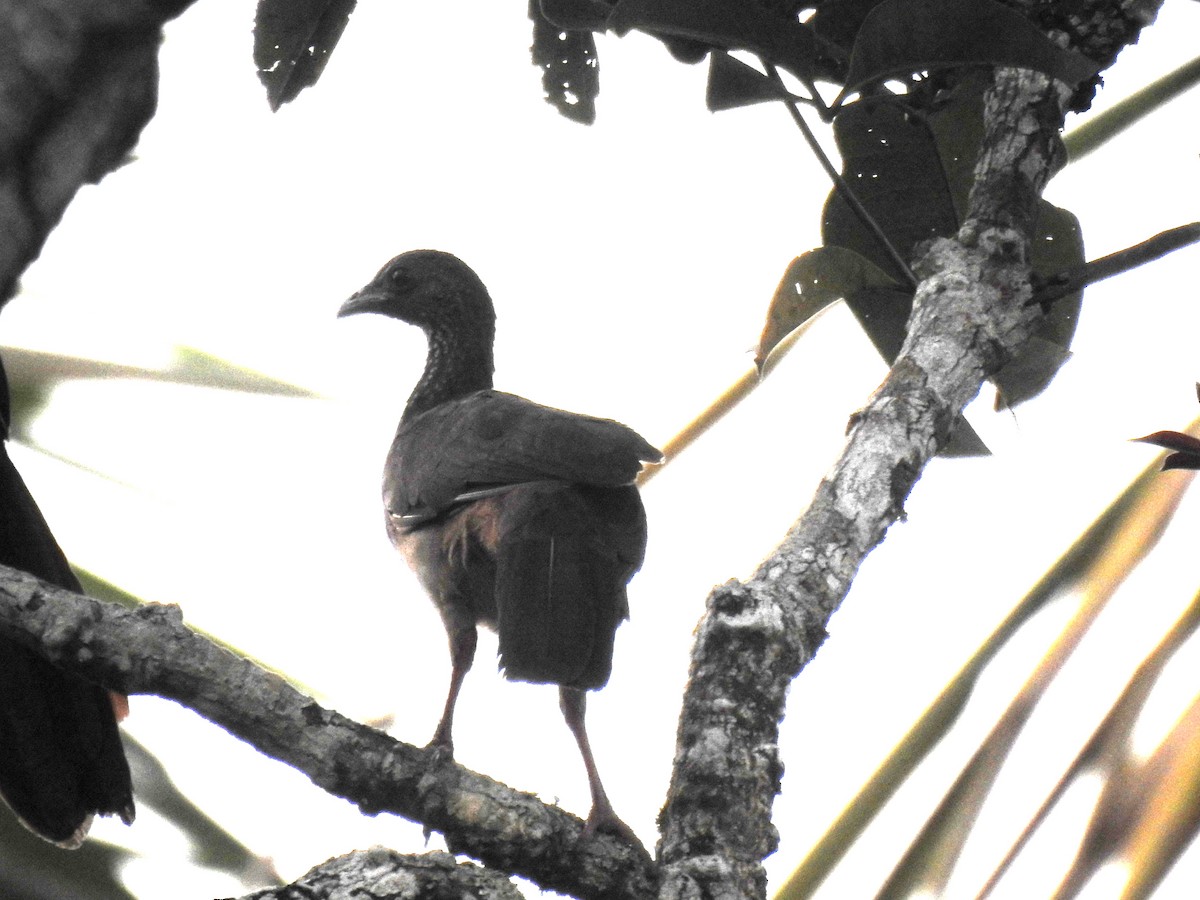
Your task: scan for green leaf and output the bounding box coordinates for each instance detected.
[254,0,358,112]
[0,346,318,410]
[122,736,281,883]
[755,247,899,369]
[776,438,1200,899]
[1065,54,1200,162]
[982,593,1200,898]
[530,0,600,124]
[608,0,821,82]
[876,442,1196,899]
[168,347,319,397]
[841,0,1101,101]
[705,52,790,112]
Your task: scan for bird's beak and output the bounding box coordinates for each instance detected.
[337,288,387,318]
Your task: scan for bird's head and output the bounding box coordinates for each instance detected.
[338,249,495,333]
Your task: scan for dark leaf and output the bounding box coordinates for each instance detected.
[820,99,991,455]
[540,0,611,30]
[254,0,357,112]
[823,99,959,283]
[1134,431,1200,455]
[810,0,888,54]
[664,36,714,64]
[706,52,791,112]
[608,0,821,81]
[842,0,1100,100]
[992,202,1084,407]
[756,247,899,368]
[1136,412,1200,471]
[824,82,1080,408]
[841,284,914,363]
[1160,454,1200,471]
[530,0,600,124]
[925,70,990,221]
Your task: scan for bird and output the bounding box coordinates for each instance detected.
[0,354,135,847]
[338,250,660,849]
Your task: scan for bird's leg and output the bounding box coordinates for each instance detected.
[559,686,649,858]
[428,625,477,760]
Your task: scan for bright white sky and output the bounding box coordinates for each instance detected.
[4,1,1200,897]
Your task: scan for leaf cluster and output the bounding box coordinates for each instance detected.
[252,0,1101,455]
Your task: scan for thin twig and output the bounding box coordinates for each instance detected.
[763,62,918,289]
[1032,221,1200,307]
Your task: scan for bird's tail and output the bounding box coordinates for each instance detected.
[493,484,638,689]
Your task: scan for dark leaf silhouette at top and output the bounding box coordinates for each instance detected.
[608,0,828,82]
[539,0,611,30]
[530,0,600,124]
[254,0,357,111]
[810,0,888,56]
[706,51,792,112]
[822,99,959,284]
[840,0,1100,102]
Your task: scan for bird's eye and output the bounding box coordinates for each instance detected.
[390,268,410,286]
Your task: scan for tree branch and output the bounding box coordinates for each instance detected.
[1034,221,1200,308]
[0,563,655,900]
[655,64,1081,900]
[236,848,524,900]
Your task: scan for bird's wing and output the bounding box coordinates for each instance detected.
[384,390,661,516]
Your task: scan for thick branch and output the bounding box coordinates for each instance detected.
[237,848,524,900]
[0,563,655,900]
[655,66,1079,900]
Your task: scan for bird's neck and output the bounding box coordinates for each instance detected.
[403,323,495,420]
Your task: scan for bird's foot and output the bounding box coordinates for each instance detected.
[581,803,652,863]
[424,735,455,766]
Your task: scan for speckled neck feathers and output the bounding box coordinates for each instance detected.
[403,309,495,421]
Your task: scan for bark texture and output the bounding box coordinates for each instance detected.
[653,60,1106,900]
[0,563,654,900]
[237,848,524,900]
[0,2,1168,899]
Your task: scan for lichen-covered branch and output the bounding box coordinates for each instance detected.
[653,61,1108,900]
[236,848,525,900]
[0,563,655,900]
